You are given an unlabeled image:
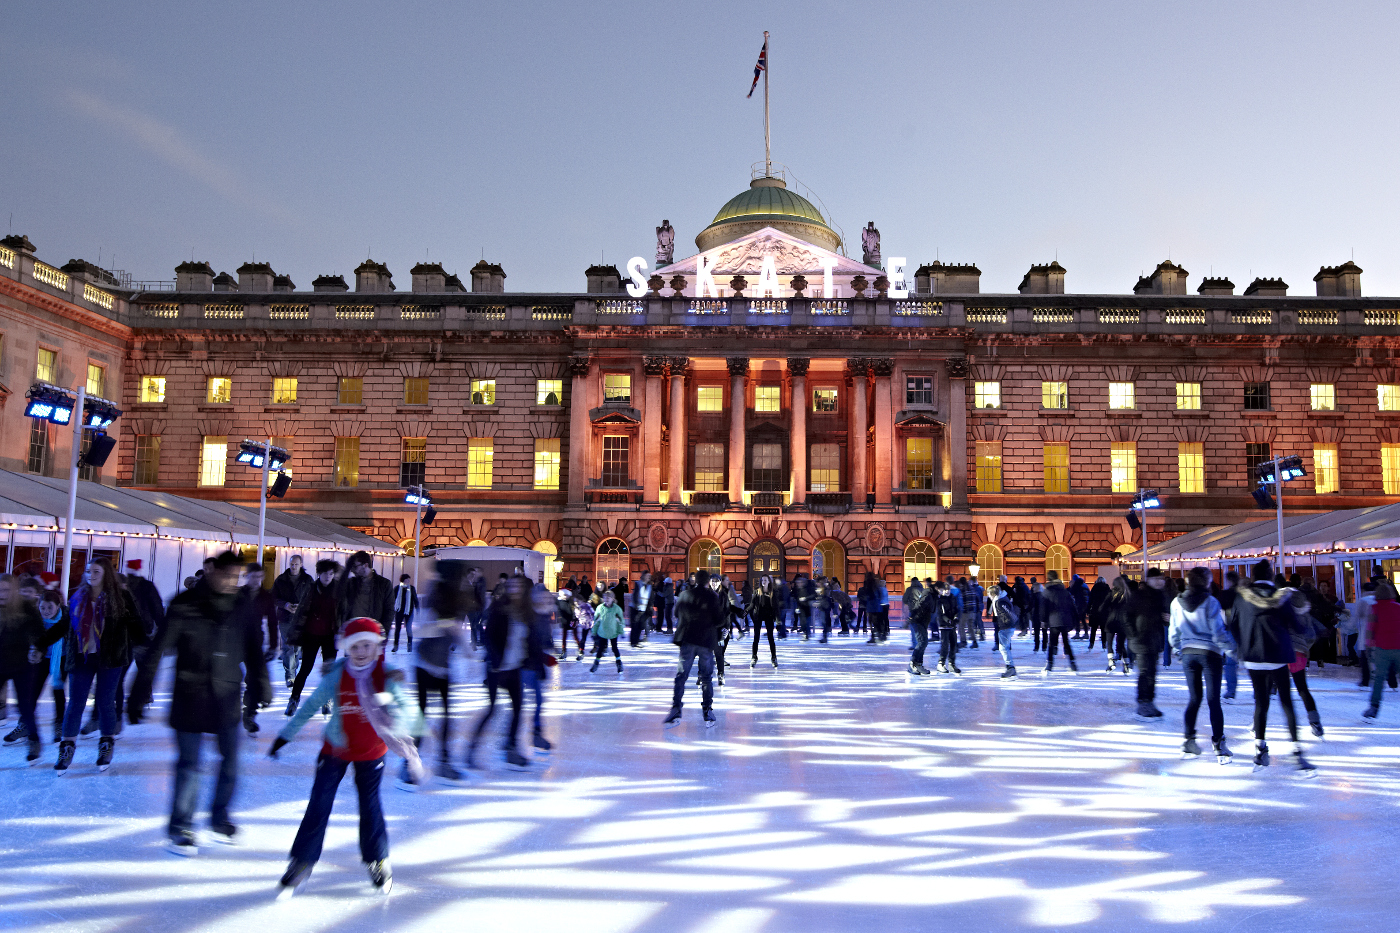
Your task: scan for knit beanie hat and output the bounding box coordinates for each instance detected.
[339,617,384,651]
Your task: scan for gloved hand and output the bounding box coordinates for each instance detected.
[268,736,288,759]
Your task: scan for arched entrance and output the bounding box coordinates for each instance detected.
[688,539,722,576]
[749,540,784,580]
[813,539,846,587]
[1046,543,1072,578]
[596,538,630,587]
[904,540,939,583]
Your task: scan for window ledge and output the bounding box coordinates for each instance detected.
[1241,409,1277,417]
[1308,410,1346,419]
[1173,409,1211,417]
[1373,410,1400,418]
[197,403,234,411]
[396,406,431,413]
[531,404,564,413]
[1105,409,1143,417]
[330,405,367,413]
[464,404,498,412]
[1039,407,1074,414]
[133,402,168,410]
[971,407,1010,416]
[264,405,300,412]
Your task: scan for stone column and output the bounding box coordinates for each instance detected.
[947,357,969,510]
[566,355,592,504]
[871,358,894,505]
[848,358,868,504]
[667,357,688,507]
[788,357,809,506]
[642,356,666,504]
[728,357,749,506]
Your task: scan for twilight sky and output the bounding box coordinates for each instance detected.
[3,1,1399,296]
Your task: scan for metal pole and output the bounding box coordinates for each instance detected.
[763,30,771,177]
[413,497,422,591]
[1275,457,1285,576]
[59,385,86,597]
[256,436,271,568]
[1139,488,1148,581]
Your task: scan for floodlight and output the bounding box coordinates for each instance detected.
[269,472,292,498]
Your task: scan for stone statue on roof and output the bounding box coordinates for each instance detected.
[861,222,881,267]
[655,220,675,266]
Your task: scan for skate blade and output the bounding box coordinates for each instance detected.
[372,879,393,896]
[394,779,420,793]
[166,843,199,858]
[704,720,718,728]
[1296,769,1318,779]
[1216,755,1233,765]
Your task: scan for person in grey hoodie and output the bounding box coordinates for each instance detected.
[1169,567,1238,762]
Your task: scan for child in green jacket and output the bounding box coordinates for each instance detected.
[590,590,625,673]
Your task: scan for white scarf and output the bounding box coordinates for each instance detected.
[346,658,426,782]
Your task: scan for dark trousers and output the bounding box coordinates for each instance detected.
[521,668,544,736]
[937,626,957,663]
[392,611,413,651]
[1086,620,1101,650]
[909,619,929,667]
[291,636,336,703]
[1292,664,1318,714]
[1248,666,1299,742]
[470,668,523,753]
[593,635,620,660]
[1108,627,1127,661]
[629,606,651,647]
[1032,622,1044,652]
[64,656,120,739]
[31,664,63,737]
[1046,628,1075,664]
[170,725,240,837]
[751,617,777,664]
[468,611,484,647]
[290,753,388,866]
[1359,648,1398,688]
[873,608,890,639]
[1133,644,1159,703]
[1181,650,1225,742]
[0,662,38,740]
[415,669,450,760]
[672,644,714,711]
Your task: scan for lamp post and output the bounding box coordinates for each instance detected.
[404,485,435,590]
[1254,455,1305,575]
[1129,488,1162,579]
[237,439,291,569]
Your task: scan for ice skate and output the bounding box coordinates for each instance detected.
[1042,664,1053,677]
[1213,738,1233,764]
[1252,741,1270,770]
[54,739,75,774]
[167,831,199,857]
[751,658,758,668]
[3,722,28,745]
[589,660,599,672]
[663,707,682,725]
[1068,660,1078,674]
[907,662,924,675]
[1134,702,1164,722]
[504,748,531,771]
[278,860,312,898]
[1362,705,1379,721]
[26,735,41,763]
[210,821,238,844]
[96,736,114,772]
[532,732,553,753]
[435,760,469,785]
[1001,666,1017,679]
[950,662,962,674]
[1308,709,1324,738]
[616,659,623,672]
[936,661,950,674]
[1106,658,1117,672]
[703,708,717,727]
[243,710,259,735]
[916,664,931,675]
[1293,747,1317,777]
[367,859,392,895]
[395,760,420,792]
[283,696,298,717]
[1181,737,1201,759]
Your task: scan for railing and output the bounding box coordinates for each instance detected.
[898,493,945,508]
[532,305,571,321]
[597,299,644,314]
[689,492,730,511]
[1364,310,1400,326]
[807,492,852,513]
[335,304,376,320]
[0,245,14,269]
[269,303,310,320]
[203,303,243,319]
[32,262,68,290]
[400,304,441,321]
[1230,309,1272,325]
[129,280,176,291]
[966,307,1007,324]
[688,300,728,314]
[1098,308,1140,324]
[83,284,114,310]
[1299,309,1338,325]
[749,299,788,313]
[1165,309,1206,325]
[144,303,179,319]
[809,299,849,315]
[751,492,784,512]
[894,300,944,316]
[465,305,507,321]
[1032,309,1073,324]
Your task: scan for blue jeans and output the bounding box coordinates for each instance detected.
[910,620,929,666]
[1223,656,1238,697]
[672,644,714,711]
[64,656,121,739]
[290,753,388,865]
[170,726,240,836]
[521,668,544,735]
[1371,649,1400,710]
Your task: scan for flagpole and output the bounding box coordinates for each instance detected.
[763,30,771,177]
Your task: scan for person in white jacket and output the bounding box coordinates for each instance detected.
[1169,567,1239,763]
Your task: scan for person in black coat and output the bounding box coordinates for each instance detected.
[1125,569,1171,717]
[0,574,47,761]
[1087,576,1112,650]
[1042,572,1078,673]
[339,551,394,633]
[158,551,271,851]
[667,569,721,724]
[749,575,780,668]
[1229,559,1312,771]
[121,560,167,725]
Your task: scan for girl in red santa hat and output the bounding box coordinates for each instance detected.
[269,617,424,896]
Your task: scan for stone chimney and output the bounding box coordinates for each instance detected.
[443,272,466,293]
[471,260,506,293]
[175,260,215,292]
[1314,261,1361,297]
[237,262,276,292]
[919,261,981,294]
[1243,277,1287,297]
[61,259,120,288]
[410,262,447,293]
[212,271,239,292]
[1135,260,1188,295]
[585,264,623,294]
[273,274,296,293]
[1196,277,1235,296]
[355,260,394,293]
[312,274,349,293]
[1018,261,1066,295]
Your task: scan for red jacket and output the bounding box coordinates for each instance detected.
[1370,599,1400,651]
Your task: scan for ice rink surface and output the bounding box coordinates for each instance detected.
[1,632,1397,933]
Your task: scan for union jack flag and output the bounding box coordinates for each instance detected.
[747,39,767,98]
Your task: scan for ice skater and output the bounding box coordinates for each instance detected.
[935,581,961,674]
[665,569,721,726]
[401,562,471,787]
[1363,581,1400,721]
[590,589,624,672]
[271,617,424,895]
[466,576,539,770]
[1168,567,1237,762]
[749,575,780,668]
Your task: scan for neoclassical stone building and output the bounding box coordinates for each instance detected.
[3,173,1399,593]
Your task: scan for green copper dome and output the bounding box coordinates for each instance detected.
[695,176,842,253]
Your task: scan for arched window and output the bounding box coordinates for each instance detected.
[1046,544,1072,578]
[813,539,846,586]
[688,539,722,576]
[533,540,559,591]
[904,540,939,583]
[467,538,488,547]
[976,543,1003,580]
[596,538,630,587]
[399,538,418,557]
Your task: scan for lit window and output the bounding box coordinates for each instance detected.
[1046,543,1072,577]
[1314,444,1339,494]
[1380,384,1400,412]
[694,442,725,491]
[905,540,938,581]
[467,438,493,488]
[754,385,781,412]
[906,376,934,406]
[1042,381,1068,409]
[536,379,562,406]
[688,539,722,576]
[1111,442,1137,493]
[334,437,360,487]
[133,435,161,485]
[1246,443,1272,485]
[602,435,630,486]
[1108,382,1135,410]
[338,377,364,405]
[973,381,1001,409]
[1176,382,1201,410]
[199,436,227,487]
[906,438,935,490]
[140,376,166,403]
[1244,382,1271,410]
[751,442,782,490]
[36,348,56,383]
[1383,445,1400,495]
[603,373,631,404]
[810,443,839,492]
[27,420,50,475]
[271,377,298,405]
[470,379,496,405]
[1178,442,1204,494]
[534,439,561,489]
[696,386,723,412]
[812,388,838,412]
[975,441,1002,493]
[1043,443,1069,493]
[400,437,427,488]
[596,538,630,587]
[1309,383,1336,411]
[86,363,105,397]
[404,377,429,405]
[976,543,1003,580]
[206,376,232,404]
